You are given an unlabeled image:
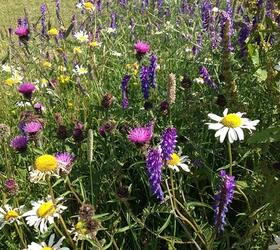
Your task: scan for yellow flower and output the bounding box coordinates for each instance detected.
[73,47,82,54]
[58,65,66,72]
[221,114,242,128]
[42,61,52,69]
[48,28,59,36]
[68,102,73,107]
[35,155,57,172]
[84,2,95,11]
[36,201,56,218]
[58,75,70,84]
[5,78,15,86]
[89,41,99,47]
[4,210,19,221]
[75,221,88,235]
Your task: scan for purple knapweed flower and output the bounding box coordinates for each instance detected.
[214,170,235,233]
[18,82,36,99]
[4,179,19,196]
[121,74,131,109]
[34,102,45,113]
[199,66,218,89]
[10,135,28,152]
[56,151,75,174]
[128,125,153,145]
[148,54,157,88]
[15,25,29,38]
[23,121,42,135]
[134,41,150,55]
[160,127,177,161]
[140,66,150,100]
[73,121,84,142]
[146,147,164,203]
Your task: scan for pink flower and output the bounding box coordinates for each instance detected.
[134,41,150,55]
[23,121,42,135]
[128,126,153,145]
[15,26,29,37]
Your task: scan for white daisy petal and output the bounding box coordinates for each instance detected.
[223,108,228,117]
[229,128,237,142]
[208,113,222,122]
[219,127,229,143]
[207,123,224,130]
[179,163,190,172]
[234,127,244,141]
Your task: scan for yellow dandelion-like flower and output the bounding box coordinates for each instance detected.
[58,75,70,85]
[42,61,52,69]
[5,78,15,86]
[48,28,59,36]
[73,47,82,54]
[89,41,101,48]
[84,2,95,11]
[35,154,57,172]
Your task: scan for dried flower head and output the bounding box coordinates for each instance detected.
[167,73,176,104]
[79,203,95,220]
[0,124,11,141]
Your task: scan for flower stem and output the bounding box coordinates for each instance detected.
[59,215,77,250]
[66,176,82,204]
[14,223,27,248]
[227,141,233,175]
[169,169,177,211]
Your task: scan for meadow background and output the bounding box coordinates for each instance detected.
[0,0,280,249]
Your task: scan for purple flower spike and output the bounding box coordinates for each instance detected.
[149,54,157,88]
[160,127,177,161]
[199,66,218,89]
[121,74,131,109]
[134,41,150,55]
[146,148,164,203]
[214,170,235,233]
[10,135,28,152]
[18,82,36,99]
[128,125,153,145]
[140,66,150,100]
[23,121,42,135]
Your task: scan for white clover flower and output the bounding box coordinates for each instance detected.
[0,204,24,229]
[106,27,116,34]
[22,198,67,233]
[110,51,122,57]
[73,65,88,76]
[206,108,260,143]
[193,77,204,84]
[74,30,89,43]
[27,233,69,250]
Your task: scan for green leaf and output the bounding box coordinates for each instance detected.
[254,68,267,82]
[247,44,260,68]
[247,127,280,144]
[185,201,213,210]
[157,214,172,234]
[236,181,249,189]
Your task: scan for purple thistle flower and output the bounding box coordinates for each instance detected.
[18,82,36,99]
[148,54,157,88]
[128,125,153,145]
[160,127,177,161]
[121,74,131,109]
[40,4,47,37]
[10,135,28,152]
[140,66,150,100]
[214,170,235,233]
[34,102,45,114]
[199,66,218,89]
[23,121,42,136]
[15,25,29,38]
[56,152,75,174]
[134,41,150,55]
[146,148,164,203]
[4,179,19,196]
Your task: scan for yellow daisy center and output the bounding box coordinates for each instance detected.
[42,247,53,250]
[35,155,58,172]
[4,210,19,221]
[167,153,180,166]
[36,201,56,218]
[221,114,242,128]
[75,221,88,235]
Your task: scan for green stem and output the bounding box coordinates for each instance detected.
[66,176,82,204]
[89,161,94,203]
[169,169,177,211]
[59,215,77,250]
[14,223,27,248]
[228,141,233,175]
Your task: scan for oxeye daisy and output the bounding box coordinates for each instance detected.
[0,204,23,229]
[23,198,67,233]
[29,154,59,182]
[74,30,89,43]
[206,108,260,143]
[27,233,69,250]
[167,152,191,172]
[73,65,88,76]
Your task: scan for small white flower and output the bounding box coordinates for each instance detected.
[0,204,24,229]
[22,198,67,233]
[73,65,88,76]
[166,150,191,172]
[106,27,116,34]
[268,235,280,250]
[193,77,204,84]
[1,64,14,73]
[16,101,32,107]
[74,30,89,43]
[212,7,219,13]
[206,108,260,143]
[274,62,280,71]
[27,233,69,250]
[111,51,122,57]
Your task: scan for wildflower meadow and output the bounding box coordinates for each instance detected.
[0,0,280,249]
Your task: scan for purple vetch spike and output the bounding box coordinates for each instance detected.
[140,66,150,100]
[192,33,202,56]
[56,0,62,24]
[226,0,234,33]
[266,0,275,20]
[148,54,157,88]
[201,0,213,32]
[121,74,131,109]
[220,11,234,52]
[238,20,251,57]
[214,170,235,233]
[106,0,110,9]
[40,4,47,37]
[199,66,218,89]
[111,12,117,29]
[97,0,102,11]
[160,127,177,161]
[157,0,163,10]
[71,15,77,34]
[146,148,164,203]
